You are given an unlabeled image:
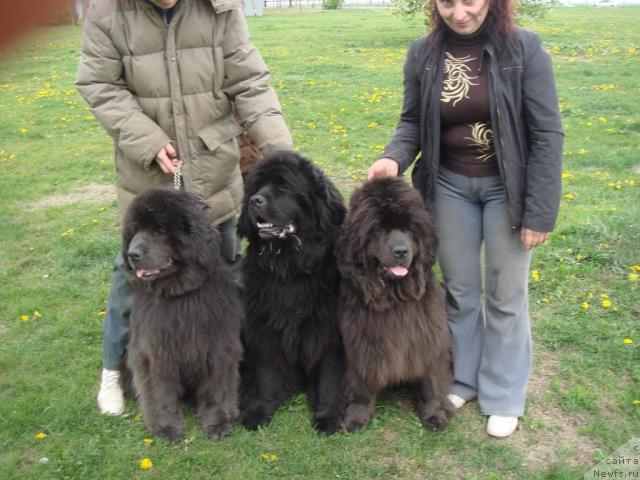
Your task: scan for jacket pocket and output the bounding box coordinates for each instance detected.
[197,116,243,152]
[501,65,523,81]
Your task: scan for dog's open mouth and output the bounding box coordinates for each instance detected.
[256,220,296,239]
[135,259,174,280]
[382,265,409,278]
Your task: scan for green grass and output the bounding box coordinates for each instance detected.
[0,7,638,479]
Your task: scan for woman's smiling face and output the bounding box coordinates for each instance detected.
[436,0,491,36]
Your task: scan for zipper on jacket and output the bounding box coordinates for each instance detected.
[487,52,517,230]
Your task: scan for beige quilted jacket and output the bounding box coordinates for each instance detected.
[76,0,292,222]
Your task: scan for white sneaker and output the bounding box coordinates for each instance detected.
[487,415,518,437]
[447,393,466,409]
[97,369,125,415]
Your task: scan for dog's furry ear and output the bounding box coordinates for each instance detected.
[312,168,346,235]
[237,167,258,240]
[336,182,379,295]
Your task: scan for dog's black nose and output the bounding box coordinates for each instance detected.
[249,194,266,208]
[392,245,409,259]
[128,249,143,262]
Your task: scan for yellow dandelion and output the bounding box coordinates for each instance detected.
[578,148,587,156]
[307,122,316,129]
[139,458,153,470]
[20,128,28,134]
[629,273,638,282]
[598,243,609,249]
[600,293,609,299]
[20,315,30,322]
[563,193,575,200]
[561,172,572,180]
[143,438,154,446]
[598,117,607,124]
[601,299,612,309]
[633,400,640,405]
[260,453,278,462]
[581,302,590,310]
[134,413,143,422]
[623,338,633,345]
[97,309,106,319]
[630,265,640,272]
[531,270,540,282]
[541,298,550,304]
[35,432,47,440]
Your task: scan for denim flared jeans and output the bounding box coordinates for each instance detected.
[102,217,239,370]
[433,167,532,417]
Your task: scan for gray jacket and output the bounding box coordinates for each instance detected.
[383,27,563,232]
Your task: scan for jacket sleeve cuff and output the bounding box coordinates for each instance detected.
[247,114,293,154]
[116,116,171,171]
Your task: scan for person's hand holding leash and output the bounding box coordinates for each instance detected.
[155,143,180,174]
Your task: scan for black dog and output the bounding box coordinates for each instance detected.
[122,188,243,442]
[238,151,346,434]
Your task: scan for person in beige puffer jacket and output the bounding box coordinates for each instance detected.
[76,0,293,415]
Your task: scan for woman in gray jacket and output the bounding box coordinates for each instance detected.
[76,0,292,416]
[369,0,563,437]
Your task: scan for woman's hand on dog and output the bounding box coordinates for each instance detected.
[368,157,399,179]
[155,143,180,174]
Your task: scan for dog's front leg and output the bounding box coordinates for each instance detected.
[239,350,291,430]
[416,373,454,432]
[197,361,239,439]
[310,348,346,435]
[343,368,376,433]
[138,373,185,443]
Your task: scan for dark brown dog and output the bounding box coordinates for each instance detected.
[121,188,243,442]
[337,177,454,432]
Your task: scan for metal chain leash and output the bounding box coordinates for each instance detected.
[173,162,182,191]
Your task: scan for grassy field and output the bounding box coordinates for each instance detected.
[0,6,638,480]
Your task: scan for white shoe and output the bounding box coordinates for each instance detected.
[487,415,518,437]
[97,369,125,415]
[447,393,466,409]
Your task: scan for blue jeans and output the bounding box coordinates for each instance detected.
[102,217,239,369]
[433,167,532,417]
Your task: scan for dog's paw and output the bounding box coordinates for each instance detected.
[344,404,371,433]
[313,415,343,435]
[204,420,234,439]
[421,410,450,432]
[240,408,271,430]
[153,425,184,443]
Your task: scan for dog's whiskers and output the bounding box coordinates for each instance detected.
[292,235,303,252]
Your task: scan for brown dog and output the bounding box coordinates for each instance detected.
[337,177,454,432]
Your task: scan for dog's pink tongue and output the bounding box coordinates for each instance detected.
[389,266,409,277]
[136,268,159,278]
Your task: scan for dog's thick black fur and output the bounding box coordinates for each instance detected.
[337,177,454,432]
[121,188,243,442]
[238,151,347,434]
